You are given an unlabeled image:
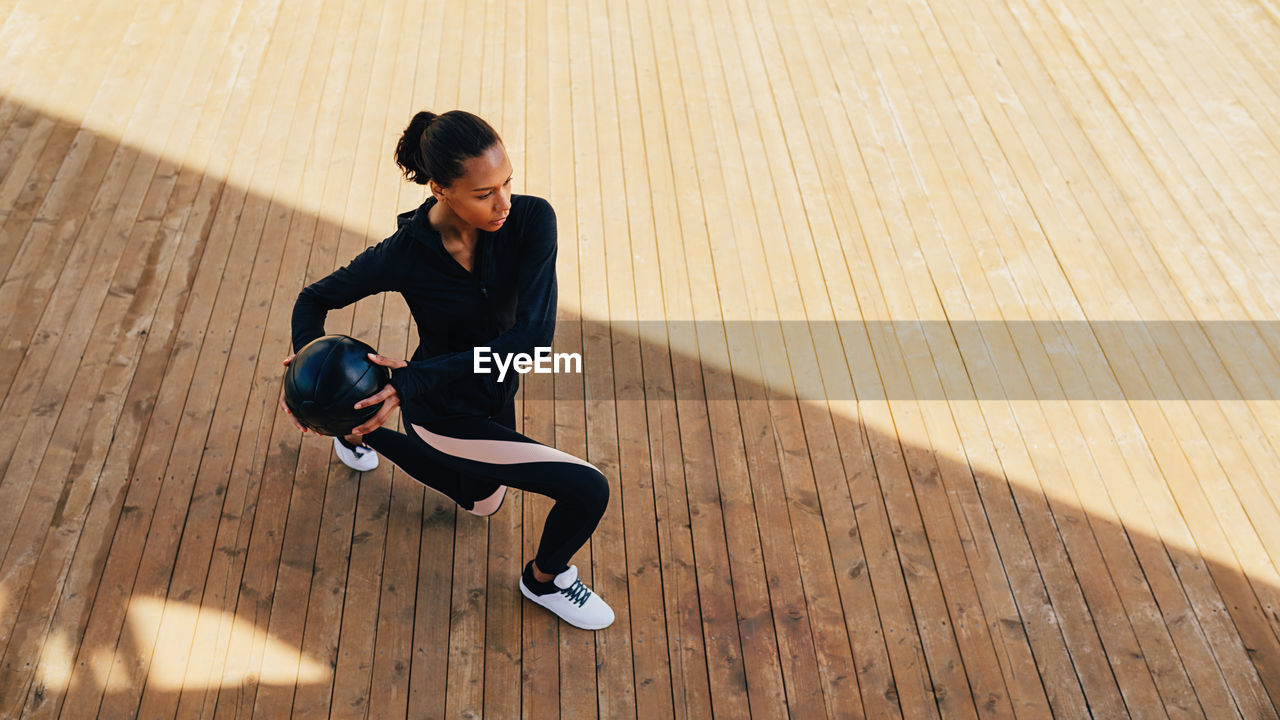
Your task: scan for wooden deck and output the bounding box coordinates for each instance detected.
[2,0,1280,717]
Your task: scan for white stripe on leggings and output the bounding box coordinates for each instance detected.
[411,424,597,469]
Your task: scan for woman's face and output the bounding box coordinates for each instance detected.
[434,142,514,232]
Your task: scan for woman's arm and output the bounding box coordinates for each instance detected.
[290,238,400,352]
[388,199,557,403]
[283,237,401,435]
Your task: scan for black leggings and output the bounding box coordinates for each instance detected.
[362,403,609,575]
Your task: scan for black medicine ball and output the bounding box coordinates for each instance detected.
[283,335,391,436]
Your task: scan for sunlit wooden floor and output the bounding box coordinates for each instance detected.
[2,0,1280,717]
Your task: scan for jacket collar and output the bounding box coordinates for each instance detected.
[398,195,436,229]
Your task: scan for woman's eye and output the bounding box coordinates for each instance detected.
[478,179,511,199]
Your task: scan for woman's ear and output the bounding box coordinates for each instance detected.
[428,178,445,202]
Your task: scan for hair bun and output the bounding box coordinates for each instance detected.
[395,112,438,184]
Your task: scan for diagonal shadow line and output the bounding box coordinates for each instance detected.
[0,95,1277,720]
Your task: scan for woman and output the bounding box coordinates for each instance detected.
[281,110,613,630]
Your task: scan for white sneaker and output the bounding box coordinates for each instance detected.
[519,564,615,630]
[333,436,379,472]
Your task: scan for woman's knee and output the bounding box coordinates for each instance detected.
[573,465,610,515]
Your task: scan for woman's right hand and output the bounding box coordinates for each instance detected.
[279,353,309,433]
[347,353,408,436]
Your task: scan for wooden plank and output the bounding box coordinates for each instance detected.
[363,5,428,720]
[546,1,600,710]
[1018,0,1280,588]
[743,1,1018,717]
[149,7,333,720]
[804,12,969,720]
[855,1,1223,712]
[399,2,455,717]
[0,1,140,283]
[369,463,426,720]
[516,5,564,719]
[110,5,325,717]
[443,514,491,720]
[0,0,161,530]
[93,2,307,711]
[732,4,908,718]
[0,0,173,496]
[570,1,641,717]
[999,0,1280,700]
[0,129,119,529]
[0,130,115,630]
[714,3,872,718]
[889,2,1205,715]
[235,0,375,716]
[312,4,402,719]
[0,101,43,201]
[0,8,173,333]
[881,62,1169,720]
[595,0,679,717]
[99,4,316,718]
[0,108,115,352]
[1199,0,1280,139]
[1058,0,1280,459]
[866,0,1207,716]
[0,119,86,280]
[645,7,755,717]
[0,0,78,146]
[624,0,717,717]
[15,74,253,720]
[435,3,495,718]
[408,490,457,720]
[916,1,1214,715]
[797,0,1052,716]
[1044,28,1280,720]
[550,4,607,719]
[955,9,1203,720]
[1018,0,1280,712]
[931,1,1269,717]
[0,1,132,131]
[810,6,1034,719]
[0,0,249,707]
[79,15,300,717]
[1107,0,1280,277]
[1079,0,1280,542]
[8,2,280,712]
[962,0,1280,707]
[478,4,528,719]
[0,152,191,713]
[674,0,799,716]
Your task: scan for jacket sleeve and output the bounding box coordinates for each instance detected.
[387,200,558,403]
[291,237,399,353]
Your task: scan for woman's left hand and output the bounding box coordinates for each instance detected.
[349,353,409,436]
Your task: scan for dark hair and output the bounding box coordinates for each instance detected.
[394,110,502,187]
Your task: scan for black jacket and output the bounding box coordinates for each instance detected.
[291,194,557,423]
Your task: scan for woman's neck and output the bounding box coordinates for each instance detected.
[428,196,478,246]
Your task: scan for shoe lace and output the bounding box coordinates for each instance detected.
[560,580,592,607]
